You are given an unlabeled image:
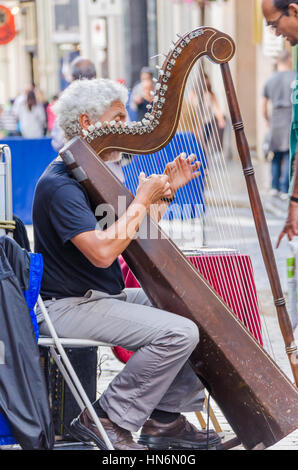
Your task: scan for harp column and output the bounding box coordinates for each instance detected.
[220,61,298,388]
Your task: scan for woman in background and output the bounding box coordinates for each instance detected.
[17,89,46,139]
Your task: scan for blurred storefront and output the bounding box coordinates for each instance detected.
[0,0,295,159]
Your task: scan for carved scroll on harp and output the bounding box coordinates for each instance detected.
[60,27,298,450]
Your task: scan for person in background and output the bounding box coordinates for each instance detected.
[46,95,59,133]
[0,99,19,137]
[261,0,298,247]
[262,50,295,199]
[16,89,46,139]
[51,57,97,152]
[131,67,155,121]
[189,72,226,147]
[128,67,155,121]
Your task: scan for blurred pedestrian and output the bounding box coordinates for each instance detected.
[51,57,97,152]
[130,67,155,121]
[261,0,298,247]
[188,72,226,146]
[16,89,46,139]
[128,67,155,121]
[0,99,19,137]
[262,50,295,199]
[46,95,59,133]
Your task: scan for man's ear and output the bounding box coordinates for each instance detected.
[79,113,91,130]
[289,3,298,17]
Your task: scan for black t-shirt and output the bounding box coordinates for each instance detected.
[33,159,125,299]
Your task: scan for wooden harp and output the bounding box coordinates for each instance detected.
[60,27,298,450]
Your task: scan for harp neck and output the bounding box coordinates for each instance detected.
[85,27,235,157]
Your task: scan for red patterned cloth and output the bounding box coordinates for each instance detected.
[113,253,263,363]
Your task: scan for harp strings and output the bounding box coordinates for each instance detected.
[120,60,274,356]
[185,63,267,348]
[184,61,273,355]
[178,63,262,342]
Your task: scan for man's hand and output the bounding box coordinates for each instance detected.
[276,201,298,248]
[136,172,172,206]
[164,153,201,195]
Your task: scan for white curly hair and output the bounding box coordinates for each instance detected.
[53,78,129,142]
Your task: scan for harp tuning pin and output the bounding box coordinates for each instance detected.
[153,77,158,83]
[109,120,116,126]
[150,90,155,97]
[88,124,95,133]
[146,104,152,110]
[82,129,89,137]
[158,69,164,76]
[95,121,102,128]
[103,121,109,126]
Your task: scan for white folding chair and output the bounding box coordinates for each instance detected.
[37,296,115,450]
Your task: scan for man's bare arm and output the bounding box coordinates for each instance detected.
[72,174,171,267]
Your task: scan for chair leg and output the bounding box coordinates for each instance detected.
[37,297,114,450]
[195,411,207,429]
[48,345,114,450]
[196,396,223,435]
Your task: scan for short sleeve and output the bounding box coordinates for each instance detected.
[263,81,269,99]
[49,183,97,245]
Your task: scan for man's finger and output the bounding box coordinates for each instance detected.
[192,161,201,170]
[187,153,197,164]
[276,230,286,249]
[191,171,201,180]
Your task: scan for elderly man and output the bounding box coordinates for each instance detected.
[261,1,298,245]
[33,78,221,451]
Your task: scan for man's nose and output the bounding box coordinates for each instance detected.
[275,27,283,37]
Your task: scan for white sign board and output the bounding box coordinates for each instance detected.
[87,0,122,16]
[91,18,107,48]
[262,21,283,57]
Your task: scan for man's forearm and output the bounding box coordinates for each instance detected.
[94,194,150,264]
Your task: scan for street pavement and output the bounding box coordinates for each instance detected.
[25,157,298,451]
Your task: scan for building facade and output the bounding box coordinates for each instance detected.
[0,0,292,158]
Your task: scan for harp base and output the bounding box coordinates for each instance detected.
[221,437,242,450]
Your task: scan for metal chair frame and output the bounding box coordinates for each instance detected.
[37,296,115,450]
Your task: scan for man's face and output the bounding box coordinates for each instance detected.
[92,100,127,162]
[262,0,298,46]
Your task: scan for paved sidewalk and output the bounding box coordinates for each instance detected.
[93,158,298,451]
[26,157,298,450]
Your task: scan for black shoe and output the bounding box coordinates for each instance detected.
[139,414,222,450]
[70,408,148,450]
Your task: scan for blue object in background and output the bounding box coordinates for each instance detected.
[0,137,57,224]
[122,132,207,219]
[0,252,43,446]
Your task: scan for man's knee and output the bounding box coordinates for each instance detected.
[180,319,200,350]
[166,318,200,353]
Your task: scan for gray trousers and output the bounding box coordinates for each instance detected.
[38,288,205,432]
